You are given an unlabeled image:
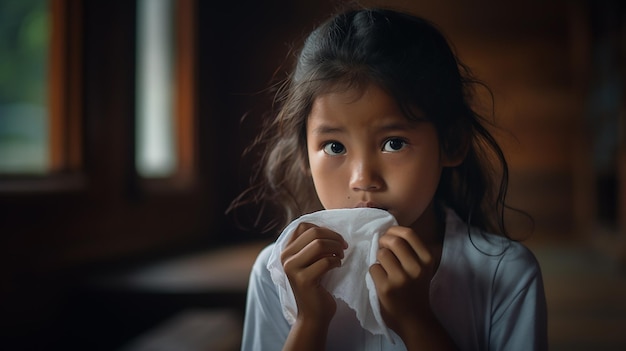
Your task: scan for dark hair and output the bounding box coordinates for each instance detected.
[230,7,518,237]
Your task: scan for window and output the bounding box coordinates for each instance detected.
[0,0,195,183]
[136,0,196,182]
[0,0,49,173]
[136,0,175,177]
[0,0,208,266]
[0,0,82,179]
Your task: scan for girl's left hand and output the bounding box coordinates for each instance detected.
[369,225,441,345]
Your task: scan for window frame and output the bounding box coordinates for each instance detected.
[0,0,198,194]
[137,0,198,191]
[49,0,83,174]
[0,0,209,263]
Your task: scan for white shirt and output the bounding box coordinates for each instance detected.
[241,209,548,350]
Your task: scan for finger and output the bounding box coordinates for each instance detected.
[375,247,407,283]
[288,255,342,288]
[289,223,348,250]
[383,226,432,265]
[369,262,387,286]
[282,225,346,260]
[284,242,344,289]
[378,234,422,278]
[288,222,317,244]
[282,227,347,270]
[305,255,343,282]
[286,237,347,266]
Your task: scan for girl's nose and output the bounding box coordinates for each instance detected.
[349,157,384,191]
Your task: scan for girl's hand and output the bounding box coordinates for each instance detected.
[281,223,348,332]
[369,226,455,350]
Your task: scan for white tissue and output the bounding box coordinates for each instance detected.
[267,208,398,341]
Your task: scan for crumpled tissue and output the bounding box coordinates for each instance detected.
[267,208,398,341]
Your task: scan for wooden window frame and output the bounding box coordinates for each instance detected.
[0,0,84,193]
[1,0,197,193]
[173,0,196,185]
[49,0,82,173]
[137,0,197,191]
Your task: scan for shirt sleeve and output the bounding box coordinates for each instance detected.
[241,244,291,351]
[489,243,548,351]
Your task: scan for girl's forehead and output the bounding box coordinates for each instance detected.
[307,82,425,124]
[307,84,423,130]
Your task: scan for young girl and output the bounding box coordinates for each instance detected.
[234,7,548,351]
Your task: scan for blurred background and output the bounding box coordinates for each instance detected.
[0,0,624,350]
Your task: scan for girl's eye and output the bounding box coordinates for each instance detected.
[382,138,407,152]
[322,142,346,155]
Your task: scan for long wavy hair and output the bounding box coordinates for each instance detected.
[230,7,520,238]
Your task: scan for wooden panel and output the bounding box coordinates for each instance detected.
[49,0,83,172]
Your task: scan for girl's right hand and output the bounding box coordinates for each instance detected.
[280,222,348,326]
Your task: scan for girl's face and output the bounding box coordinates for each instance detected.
[306,83,458,230]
